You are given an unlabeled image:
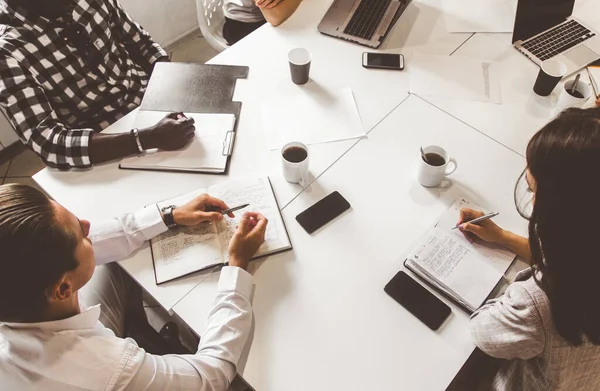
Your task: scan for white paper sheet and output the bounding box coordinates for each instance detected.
[436,198,516,274]
[409,54,502,104]
[120,111,235,171]
[443,0,518,33]
[262,87,365,150]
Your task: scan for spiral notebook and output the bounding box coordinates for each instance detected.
[404,198,516,313]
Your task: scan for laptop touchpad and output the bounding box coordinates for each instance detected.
[564,45,599,65]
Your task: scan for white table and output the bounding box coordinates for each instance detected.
[173,96,528,391]
[416,0,600,156]
[33,0,471,311]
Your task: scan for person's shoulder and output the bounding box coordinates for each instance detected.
[509,277,552,324]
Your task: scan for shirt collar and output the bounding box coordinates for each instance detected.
[1,304,101,332]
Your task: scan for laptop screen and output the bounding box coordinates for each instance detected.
[512,0,575,43]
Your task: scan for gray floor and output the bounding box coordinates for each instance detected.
[0,34,219,350]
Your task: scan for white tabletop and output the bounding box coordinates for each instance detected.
[173,95,528,391]
[33,0,471,311]
[415,0,600,156]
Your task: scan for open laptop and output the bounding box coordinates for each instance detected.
[318,0,412,49]
[512,0,600,76]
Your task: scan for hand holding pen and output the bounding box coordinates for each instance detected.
[456,208,504,244]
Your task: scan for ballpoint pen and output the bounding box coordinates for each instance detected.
[451,211,499,230]
[586,67,599,100]
[221,204,250,215]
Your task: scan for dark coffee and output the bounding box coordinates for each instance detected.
[423,153,446,167]
[567,89,584,99]
[283,146,308,163]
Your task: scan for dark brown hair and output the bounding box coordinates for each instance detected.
[518,107,600,345]
[0,184,78,322]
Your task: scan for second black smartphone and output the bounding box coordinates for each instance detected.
[296,191,351,234]
[384,271,451,330]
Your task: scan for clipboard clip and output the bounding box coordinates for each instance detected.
[222,131,235,156]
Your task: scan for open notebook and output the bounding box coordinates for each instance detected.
[151,177,292,284]
[120,111,236,173]
[404,198,516,313]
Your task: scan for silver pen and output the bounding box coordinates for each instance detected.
[451,211,499,230]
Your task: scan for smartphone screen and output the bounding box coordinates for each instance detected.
[384,271,451,330]
[296,191,351,234]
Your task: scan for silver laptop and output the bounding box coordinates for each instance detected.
[512,0,600,76]
[317,0,411,49]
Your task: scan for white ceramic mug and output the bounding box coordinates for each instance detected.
[281,141,309,186]
[555,79,593,114]
[417,145,457,187]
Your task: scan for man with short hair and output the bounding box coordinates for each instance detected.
[0,183,268,390]
[0,0,195,169]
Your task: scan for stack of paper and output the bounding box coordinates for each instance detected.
[261,87,365,150]
[409,53,502,104]
[120,112,235,173]
[443,0,518,33]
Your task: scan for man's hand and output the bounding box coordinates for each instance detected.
[228,212,268,270]
[139,112,196,151]
[172,194,236,226]
[256,0,284,9]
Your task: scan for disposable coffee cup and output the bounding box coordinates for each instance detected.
[288,48,311,85]
[533,59,567,96]
[555,79,593,113]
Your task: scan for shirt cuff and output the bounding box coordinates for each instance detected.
[136,205,168,241]
[146,44,169,66]
[218,266,253,300]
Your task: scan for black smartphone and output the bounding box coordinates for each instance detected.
[296,191,351,234]
[362,52,405,70]
[384,271,451,330]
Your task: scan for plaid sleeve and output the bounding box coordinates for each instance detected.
[109,0,168,68]
[0,54,93,169]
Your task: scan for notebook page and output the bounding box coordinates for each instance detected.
[151,224,223,284]
[437,198,516,274]
[121,112,234,170]
[409,227,503,309]
[210,177,291,261]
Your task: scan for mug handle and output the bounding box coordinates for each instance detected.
[300,169,309,188]
[445,158,458,176]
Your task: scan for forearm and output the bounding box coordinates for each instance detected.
[91,206,168,265]
[89,128,161,165]
[261,0,302,26]
[499,230,532,263]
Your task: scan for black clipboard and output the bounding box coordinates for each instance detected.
[120,62,249,175]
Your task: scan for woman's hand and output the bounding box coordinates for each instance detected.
[457,208,506,244]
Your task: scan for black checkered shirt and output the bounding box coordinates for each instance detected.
[0,0,168,169]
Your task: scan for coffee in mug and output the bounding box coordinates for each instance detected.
[417,145,457,187]
[281,141,309,186]
[283,146,308,163]
[423,153,446,167]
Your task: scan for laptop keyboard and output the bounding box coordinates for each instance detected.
[521,19,596,61]
[343,0,392,40]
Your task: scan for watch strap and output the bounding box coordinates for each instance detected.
[161,205,177,229]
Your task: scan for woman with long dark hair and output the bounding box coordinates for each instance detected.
[460,107,600,390]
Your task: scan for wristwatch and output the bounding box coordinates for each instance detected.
[161,205,178,229]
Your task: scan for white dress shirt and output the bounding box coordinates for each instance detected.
[0,206,253,391]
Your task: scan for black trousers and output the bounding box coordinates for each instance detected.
[223,17,266,46]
